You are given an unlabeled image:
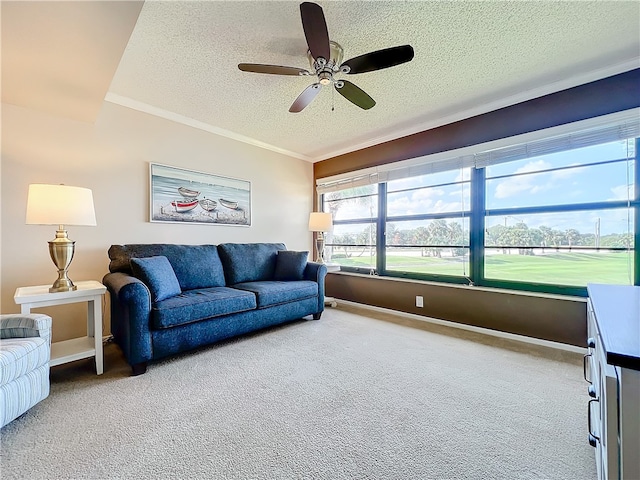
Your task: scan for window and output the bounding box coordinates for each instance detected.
[484,140,635,288]
[385,169,471,278]
[323,186,377,272]
[318,116,639,296]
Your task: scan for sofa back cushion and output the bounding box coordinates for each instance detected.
[108,244,226,290]
[218,243,286,285]
[273,251,309,281]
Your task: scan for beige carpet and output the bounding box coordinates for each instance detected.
[0,304,596,480]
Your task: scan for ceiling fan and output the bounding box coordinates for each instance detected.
[238,2,414,113]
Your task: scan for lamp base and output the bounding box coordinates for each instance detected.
[48,227,77,293]
[49,279,77,293]
[315,234,326,264]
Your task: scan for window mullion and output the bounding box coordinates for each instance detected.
[377,182,387,275]
[635,138,640,286]
[470,167,485,285]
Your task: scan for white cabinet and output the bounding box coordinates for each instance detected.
[586,284,640,480]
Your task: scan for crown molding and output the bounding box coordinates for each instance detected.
[105,58,639,163]
[103,93,314,162]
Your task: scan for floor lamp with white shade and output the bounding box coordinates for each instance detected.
[308,212,333,264]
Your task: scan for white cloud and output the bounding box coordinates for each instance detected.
[387,196,433,216]
[331,199,376,221]
[516,160,551,174]
[386,187,467,216]
[609,184,633,201]
[413,188,443,200]
[495,160,579,198]
[454,168,471,182]
[550,166,580,180]
[494,176,536,199]
[432,200,463,213]
[387,177,423,191]
[448,184,470,202]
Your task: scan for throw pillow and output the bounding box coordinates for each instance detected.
[274,250,309,281]
[130,256,182,302]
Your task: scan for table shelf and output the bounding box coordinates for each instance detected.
[50,337,96,367]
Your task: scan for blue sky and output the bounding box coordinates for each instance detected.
[486,141,633,207]
[329,140,635,237]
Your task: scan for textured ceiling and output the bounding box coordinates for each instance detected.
[4,1,638,163]
[107,1,640,161]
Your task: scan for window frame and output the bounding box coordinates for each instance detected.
[382,171,472,281]
[321,138,640,296]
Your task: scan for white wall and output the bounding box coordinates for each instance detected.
[1,101,314,342]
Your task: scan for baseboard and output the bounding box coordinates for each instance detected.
[336,299,586,354]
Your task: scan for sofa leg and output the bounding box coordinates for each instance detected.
[312,312,322,320]
[131,362,147,376]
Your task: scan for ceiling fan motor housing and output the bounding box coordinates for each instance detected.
[308,40,344,84]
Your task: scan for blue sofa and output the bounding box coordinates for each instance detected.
[103,243,327,375]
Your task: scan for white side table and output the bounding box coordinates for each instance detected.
[14,280,107,375]
[324,263,341,307]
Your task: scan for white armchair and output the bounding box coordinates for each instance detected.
[0,314,52,428]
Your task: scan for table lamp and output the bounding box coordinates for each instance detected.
[26,184,97,292]
[308,212,333,264]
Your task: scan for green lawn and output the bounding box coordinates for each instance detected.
[331,252,634,286]
[483,252,634,285]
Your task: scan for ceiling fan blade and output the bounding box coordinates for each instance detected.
[300,2,330,61]
[342,45,414,74]
[238,63,310,76]
[335,81,375,110]
[289,83,322,113]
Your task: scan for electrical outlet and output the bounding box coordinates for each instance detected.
[416,295,424,308]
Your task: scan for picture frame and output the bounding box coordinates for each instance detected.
[149,163,251,226]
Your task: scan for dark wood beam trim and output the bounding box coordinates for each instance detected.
[314,69,640,179]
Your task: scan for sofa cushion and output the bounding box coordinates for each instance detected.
[131,256,182,302]
[0,337,49,386]
[233,281,318,309]
[218,243,286,285]
[108,244,226,290]
[151,287,257,329]
[274,251,309,281]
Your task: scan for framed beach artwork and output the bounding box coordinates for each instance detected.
[149,163,251,226]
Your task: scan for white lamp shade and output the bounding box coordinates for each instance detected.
[26,184,97,226]
[308,212,333,232]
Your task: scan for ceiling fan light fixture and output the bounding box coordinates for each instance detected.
[318,72,332,85]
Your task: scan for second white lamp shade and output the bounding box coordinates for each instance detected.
[308,212,333,232]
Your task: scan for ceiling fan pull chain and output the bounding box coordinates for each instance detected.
[332,85,335,112]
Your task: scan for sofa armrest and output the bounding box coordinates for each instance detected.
[0,314,52,344]
[304,262,327,282]
[102,272,153,366]
[304,262,327,314]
